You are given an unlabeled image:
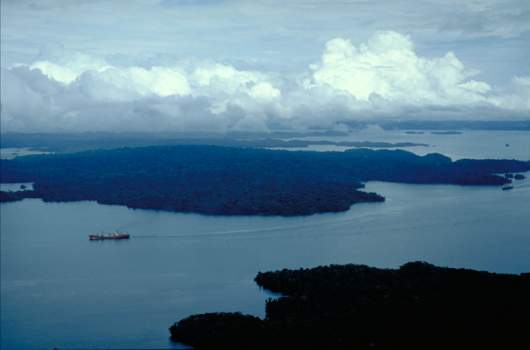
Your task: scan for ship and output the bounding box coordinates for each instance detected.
[89,231,130,241]
[502,185,514,191]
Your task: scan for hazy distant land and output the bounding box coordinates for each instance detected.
[352,120,530,131]
[430,131,463,135]
[1,132,427,154]
[1,145,529,216]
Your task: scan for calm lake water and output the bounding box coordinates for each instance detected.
[276,129,530,160]
[1,131,530,349]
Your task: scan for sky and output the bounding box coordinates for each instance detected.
[1,0,530,132]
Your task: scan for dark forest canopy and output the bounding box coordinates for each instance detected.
[1,145,529,215]
[170,261,530,349]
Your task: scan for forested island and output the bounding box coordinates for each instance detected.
[1,145,529,215]
[170,261,530,349]
[430,131,463,135]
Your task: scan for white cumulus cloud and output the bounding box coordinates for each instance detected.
[307,32,492,106]
[1,31,528,132]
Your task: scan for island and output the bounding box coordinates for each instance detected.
[374,120,530,131]
[251,139,428,149]
[1,145,529,215]
[1,132,427,153]
[430,130,463,135]
[169,261,530,349]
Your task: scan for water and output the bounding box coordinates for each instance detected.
[1,131,530,349]
[1,130,529,161]
[0,183,34,192]
[2,177,530,349]
[275,130,530,160]
[0,148,50,160]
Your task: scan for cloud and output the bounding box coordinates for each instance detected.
[438,0,530,39]
[1,49,284,132]
[489,75,530,112]
[28,52,110,84]
[306,32,491,105]
[1,31,529,132]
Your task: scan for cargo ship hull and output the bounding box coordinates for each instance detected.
[89,232,130,241]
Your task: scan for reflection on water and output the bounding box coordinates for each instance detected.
[2,174,530,349]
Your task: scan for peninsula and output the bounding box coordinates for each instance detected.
[170,261,530,349]
[1,145,528,215]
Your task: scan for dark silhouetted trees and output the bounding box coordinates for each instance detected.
[170,261,530,349]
